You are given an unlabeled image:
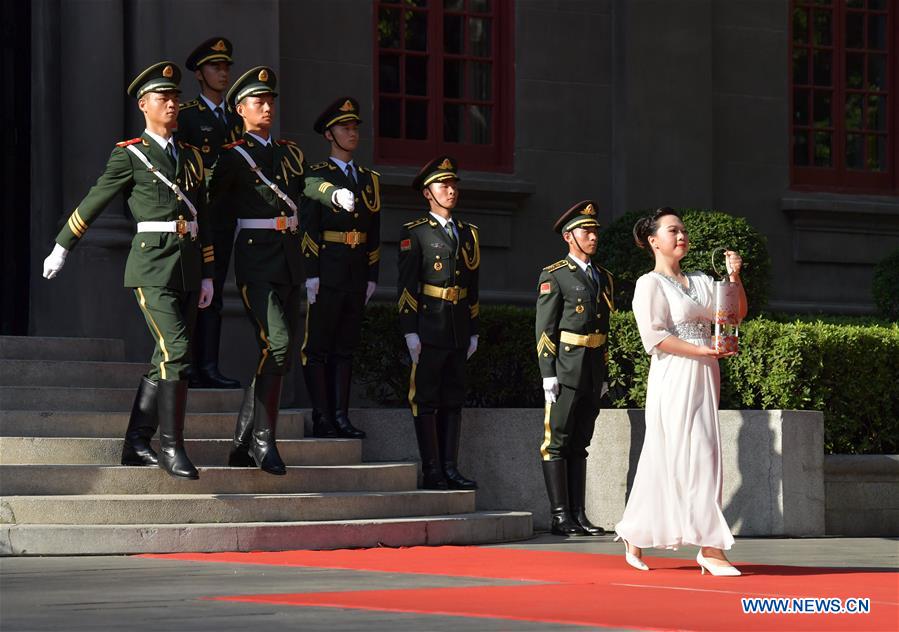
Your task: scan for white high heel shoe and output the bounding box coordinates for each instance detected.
[614,534,649,571]
[696,551,741,577]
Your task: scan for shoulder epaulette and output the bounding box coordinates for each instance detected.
[115,138,142,147]
[596,264,614,278]
[310,161,329,170]
[222,139,246,150]
[177,140,199,151]
[543,259,569,273]
[179,99,199,110]
[404,217,430,230]
[276,139,296,146]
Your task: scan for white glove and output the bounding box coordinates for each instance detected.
[365,281,377,305]
[467,334,478,360]
[404,333,421,364]
[42,243,68,279]
[331,188,355,212]
[198,278,214,309]
[305,277,320,304]
[543,376,560,404]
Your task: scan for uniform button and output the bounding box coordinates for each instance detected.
[577,298,582,303]
[178,215,184,220]
[403,309,409,313]
[435,255,441,260]
[565,346,571,352]
[595,329,600,333]
[305,253,310,257]
[543,353,548,357]
[281,212,286,216]
[248,239,253,244]
[354,213,359,218]
[456,270,460,276]
[140,241,146,247]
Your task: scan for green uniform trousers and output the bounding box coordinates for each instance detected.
[540,384,600,461]
[207,225,236,315]
[301,286,365,366]
[133,286,198,381]
[408,344,467,417]
[239,282,302,376]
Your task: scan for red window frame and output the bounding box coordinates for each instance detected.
[789,0,898,193]
[373,0,514,172]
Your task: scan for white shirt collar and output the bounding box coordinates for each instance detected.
[199,94,225,111]
[329,157,356,173]
[144,129,176,152]
[567,254,593,273]
[247,131,272,147]
[429,211,454,228]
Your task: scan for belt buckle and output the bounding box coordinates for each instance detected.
[275,216,289,231]
[175,219,188,236]
[445,286,459,303]
[345,230,360,248]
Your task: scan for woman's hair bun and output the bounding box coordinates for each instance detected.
[632,207,681,250]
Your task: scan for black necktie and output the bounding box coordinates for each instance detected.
[586,264,599,295]
[214,105,226,129]
[344,163,356,184]
[445,221,458,250]
[165,143,177,167]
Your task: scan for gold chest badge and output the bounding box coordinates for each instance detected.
[575,305,585,313]
[434,261,443,271]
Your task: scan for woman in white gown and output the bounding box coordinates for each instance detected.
[614,208,747,576]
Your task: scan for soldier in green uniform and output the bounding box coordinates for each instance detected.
[397,156,479,490]
[535,200,614,535]
[177,36,243,389]
[41,62,214,480]
[209,66,357,475]
[299,96,379,439]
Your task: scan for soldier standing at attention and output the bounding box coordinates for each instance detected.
[209,66,357,475]
[42,62,213,480]
[397,156,479,490]
[177,36,242,389]
[535,200,614,535]
[300,97,379,440]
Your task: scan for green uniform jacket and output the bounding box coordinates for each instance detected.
[397,215,480,350]
[300,159,381,292]
[176,97,242,175]
[55,133,213,291]
[208,134,336,286]
[535,257,614,391]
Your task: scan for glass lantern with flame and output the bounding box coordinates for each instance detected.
[712,249,740,354]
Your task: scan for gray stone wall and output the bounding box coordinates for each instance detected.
[825,454,899,537]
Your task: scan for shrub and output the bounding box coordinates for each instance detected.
[595,208,771,314]
[872,247,899,321]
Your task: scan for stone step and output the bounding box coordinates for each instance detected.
[0,464,417,495]
[0,386,244,412]
[0,511,534,555]
[0,410,306,439]
[0,437,361,466]
[0,359,149,388]
[0,336,125,362]
[0,490,476,525]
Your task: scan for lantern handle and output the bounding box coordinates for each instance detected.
[711,247,728,280]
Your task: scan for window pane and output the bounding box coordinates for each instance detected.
[792,6,809,44]
[406,56,427,95]
[867,0,886,10]
[444,103,464,142]
[378,8,401,49]
[379,54,401,93]
[868,54,886,90]
[846,53,864,88]
[468,17,492,56]
[469,61,492,100]
[379,98,401,138]
[846,12,864,48]
[794,89,810,125]
[444,14,464,54]
[406,100,428,139]
[794,131,810,166]
[444,0,464,10]
[444,59,464,98]
[866,134,886,171]
[846,133,864,168]
[866,94,888,131]
[813,131,832,166]
[812,50,832,86]
[846,93,863,129]
[846,0,863,7]
[867,14,887,50]
[405,11,428,51]
[793,49,809,84]
[813,91,831,127]
[470,0,492,12]
[812,9,832,46]
[469,104,492,144]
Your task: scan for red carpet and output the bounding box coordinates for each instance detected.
[144,547,899,631]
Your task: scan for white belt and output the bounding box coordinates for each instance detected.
[136,220,198,238]
[237,216,298,232]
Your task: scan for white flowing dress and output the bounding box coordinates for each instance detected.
[614,272,735,550]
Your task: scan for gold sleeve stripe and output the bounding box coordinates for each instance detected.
[536,332,558,357]
[301,233,320,256]
[469,302,479,318]
[318,182,335,194]
[368,247,381,264]
[67,215,85,238]
[202,246,215,253]
[72,209,88,231]
[397,288,418,313]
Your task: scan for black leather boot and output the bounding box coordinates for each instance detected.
[437,408,477,490]
[250,373,287,475]
[157,379,199,479]
[121,376,159,466]
[332,360,366,439]
[542,459,588,536]
[192,310,241,389]
[414,413,448,490]
[568,457,606,535]
[305,362,337,437]
[228,377,256,467]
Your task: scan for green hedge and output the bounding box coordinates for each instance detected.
[357,304,899,454]
[872,247,899,321]
[595,208,771,314]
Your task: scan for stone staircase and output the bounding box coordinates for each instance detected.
[0,336,532,555]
